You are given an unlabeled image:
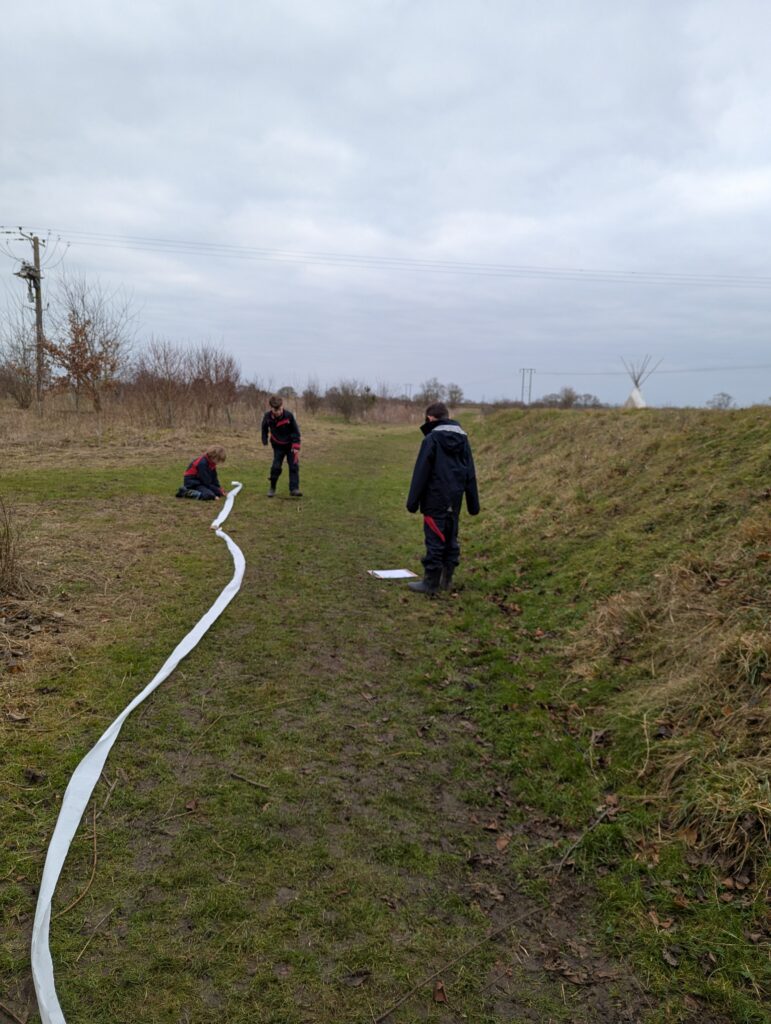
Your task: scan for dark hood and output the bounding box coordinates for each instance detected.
[420,418,468,451]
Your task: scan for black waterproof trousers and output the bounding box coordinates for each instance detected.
[422,506,461,572]
[270,444,300,491]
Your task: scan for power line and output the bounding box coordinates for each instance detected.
[534,364,771,376]
[7,225,771,291]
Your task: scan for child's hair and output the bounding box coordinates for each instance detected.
[425,401,449,419]
[206,445,226,462]
[269,394,283,409]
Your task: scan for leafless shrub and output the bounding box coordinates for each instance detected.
[325,379,376,422]
[415,377,446,405]
[190,344,241,425]
[131,337,190,427]
[302,377,323,415]
[446,382,464,406]
[0,296,39,409]
[0,497,26,597]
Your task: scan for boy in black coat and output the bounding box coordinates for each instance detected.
[176,445,228,500]
[261,395,302,497]
[406,402,480,594]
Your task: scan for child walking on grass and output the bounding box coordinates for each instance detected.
[261,395,302,497]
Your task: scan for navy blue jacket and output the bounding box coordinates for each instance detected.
[261,409,301,449]
[183,454,225,496]
[406,418,480,517]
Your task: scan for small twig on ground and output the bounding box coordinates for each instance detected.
[0,1000,27,1024]
[54,804,98,919]
[74,907,116,963]
[99,776,119,815]
[230,771,270,790]
[636,712,651,779]
[373,906,539,1024]
[196,712,226,739]
[553,808,611,876]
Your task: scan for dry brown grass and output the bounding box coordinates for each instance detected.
[0,496,31,601]
[0,391,423,453]
[573,507,771,872]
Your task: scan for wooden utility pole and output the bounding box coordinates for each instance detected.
[9,230,47,413]
[31,235,45,411]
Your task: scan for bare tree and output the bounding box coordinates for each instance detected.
[325,379,376,422]
[416,377,447,405]
[0,297,39,409]
[446,382,464,406]
[706,392,735,410]
[46,274,136,412]
[302,377,323,414]
[190,344,241,425]
[132,337,190,427]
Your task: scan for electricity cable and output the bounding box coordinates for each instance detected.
[8,225,771,290]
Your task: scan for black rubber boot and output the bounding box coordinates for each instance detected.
[408,569,442,595]
[440,566,455,591]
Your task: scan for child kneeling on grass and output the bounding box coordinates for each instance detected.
[176,446,228,501]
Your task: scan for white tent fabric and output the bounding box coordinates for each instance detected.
[624,386,647,409]
[31,484,245,1024]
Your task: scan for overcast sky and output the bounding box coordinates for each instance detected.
[2,0,771,406]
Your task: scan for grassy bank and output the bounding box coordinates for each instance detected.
[454,406,770,1019]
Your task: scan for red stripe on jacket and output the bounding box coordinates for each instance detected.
[424,516,446,543]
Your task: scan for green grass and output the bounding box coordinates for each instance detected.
[2,409,769,1022]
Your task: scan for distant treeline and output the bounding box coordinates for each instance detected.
[0,272,608,424]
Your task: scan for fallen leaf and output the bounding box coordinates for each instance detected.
[483,820,499,832]
[662,948,680,968]
[495,833,511,852]
[185,799,198,812]
[432,980,447,1003]
[677,826,698,847]
[343,969,371,988]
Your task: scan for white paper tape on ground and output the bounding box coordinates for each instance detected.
[31,482,245,1024]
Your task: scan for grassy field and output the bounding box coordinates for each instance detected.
[1,407,769,1023]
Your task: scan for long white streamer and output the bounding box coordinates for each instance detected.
[31,483,245,1024]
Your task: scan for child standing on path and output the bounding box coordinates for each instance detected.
[406,402,479,594]
[176,446,228,500]
[261,395,302,497]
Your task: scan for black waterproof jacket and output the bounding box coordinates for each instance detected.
[183,454,225,496]
[406,418,480,517]
[261,409,301,449]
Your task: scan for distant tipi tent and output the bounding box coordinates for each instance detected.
[622,356,660,408]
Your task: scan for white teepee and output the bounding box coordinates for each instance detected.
[622,356,660,408]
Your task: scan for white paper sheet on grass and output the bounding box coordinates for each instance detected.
[31,483,245,1024]
[368,569,418,579]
